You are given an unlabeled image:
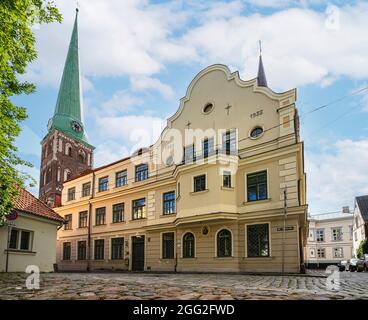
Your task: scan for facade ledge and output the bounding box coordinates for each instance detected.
[242,198,272,206]
[221,186,234,191]
[242,256,275,261]
[5,250,36,255]
[190,189,209,196]
[110,221,126,225]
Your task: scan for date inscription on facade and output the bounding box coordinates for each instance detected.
[250,109,263,118]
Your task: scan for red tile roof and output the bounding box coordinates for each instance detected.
[13,188,64,223]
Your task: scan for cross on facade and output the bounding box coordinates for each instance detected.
[225,104,232,115]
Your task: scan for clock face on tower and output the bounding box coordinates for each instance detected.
[70,120,83,133]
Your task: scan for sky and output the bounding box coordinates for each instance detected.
[13,0,368,215]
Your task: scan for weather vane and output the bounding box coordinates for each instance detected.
[259,40,262,55]
[76,0,80,12]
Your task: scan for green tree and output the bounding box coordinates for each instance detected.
[356,239,368,259]
[0,1,61,222]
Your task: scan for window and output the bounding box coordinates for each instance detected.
[247,171,267,201]
[132,198,146,220]
[94,239,104,260]
[63,242,71,260]
[111,237,124,260]
[8,229,32,251]
[183,233,195,258]
[247,224,269,257]
[250,127,264,139]
[95,207,106,225]
[354,231,357,241]
[184,144,195,163]
[223,171,232,188]
[202,137,214,158]
[163,191,176,215]
[217,229,232,257]
[222,130,236,155]
[20,231,31,250]
[203,103,214,114]
[317,248,326,258]
[116,170,127,187]
[135,164,148,182]
[332,227,343,241]
[82,182,91,197]
[194,175,206,192]
[64,214,72,230]
[333,247,343,259]
[349,225,353,240]
[98,176,109,192]
[77,241,87,260]
[9,229,19,249]
[162,232,174,259]
[79,211,88,228]
[67,187,75,201]
[316,229,325,242]
[112,203,124,223]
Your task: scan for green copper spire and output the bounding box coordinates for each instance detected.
[45,9,93,148]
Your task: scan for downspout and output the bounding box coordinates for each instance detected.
[87,172,96,272]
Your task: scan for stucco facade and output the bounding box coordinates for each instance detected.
[305,210,354,268]
[55,64,307,273]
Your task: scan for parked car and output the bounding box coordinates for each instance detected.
[346,258,360,272]
[338,260,348,271]
[357,254,368,272]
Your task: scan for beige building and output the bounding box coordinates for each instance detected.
[0,188,64,272]
[305,208,354,268]
[55,62,308,273]
[352,196,368,257]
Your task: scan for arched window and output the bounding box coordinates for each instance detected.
[183,233,195,258]
[64,169,71,182]
[65,143,72,157]
[78,150,85,163]
[45,167,52,184]
[217,229,232,257]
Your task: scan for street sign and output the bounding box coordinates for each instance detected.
[6,210,18,221]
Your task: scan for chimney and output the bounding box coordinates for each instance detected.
[342,206,350,213]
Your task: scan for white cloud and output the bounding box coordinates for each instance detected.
[130,76,175,100]
[93,141,130,167]
[15,126,42,157]
[95,115,166,153]
[306,139,368,213]
[99,90,143,116]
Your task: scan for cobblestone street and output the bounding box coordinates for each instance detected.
[0,271,368,300]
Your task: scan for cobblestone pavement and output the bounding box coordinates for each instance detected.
[0,271,368,300]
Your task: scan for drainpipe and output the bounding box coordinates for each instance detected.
[87,172,96,272]
[174,232,178,272]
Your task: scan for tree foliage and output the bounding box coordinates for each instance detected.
[0,0,61,221]
[356,239,368,259]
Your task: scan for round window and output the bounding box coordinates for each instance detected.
[250,127,264,139]
[203,103,214,114]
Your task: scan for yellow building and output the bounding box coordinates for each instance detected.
[55,62,307,273]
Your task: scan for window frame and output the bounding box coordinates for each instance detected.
[63,242,71,261]
[163,191,176,215]
[216,229,232,258]
[132,198,146,220]
[112,203,124,223]
[111,237,124,260]
[78,211,88,228]
[223,171,232,188]
[316,228,325,242]
[8,228,33,252]
[95,207,106,226]
[246,170,268,202]
[94,239,105,260]
[115,170,128,188]
[82,182,91,197]
[98,176,109,192]
[64,214,73,230]
[67,187,76,201]
[135,163,149,182]
[182,232,195,258]
[193,174,206,193]
[245,223,270,258]
[161,232,175,259]
[317,248,326,259]
[331,227,343,241]
[77,241,87,260]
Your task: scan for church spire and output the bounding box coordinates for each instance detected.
[47,8,92,148]
[257,41,268,87]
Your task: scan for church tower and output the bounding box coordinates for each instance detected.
[39,9,94,207]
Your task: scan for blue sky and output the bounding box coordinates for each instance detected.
[14,0,368,214]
